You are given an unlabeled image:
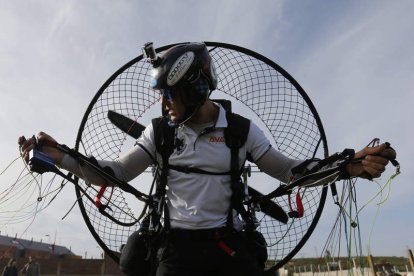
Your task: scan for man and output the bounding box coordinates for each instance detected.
[20,256,40,276]
[19,42,396,276]
[2,258,18,276]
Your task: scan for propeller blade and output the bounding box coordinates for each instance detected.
[108,110,146,139]
[248,187,289,224]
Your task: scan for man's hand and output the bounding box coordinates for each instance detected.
[346,143,397,179]
[18,132,64,165]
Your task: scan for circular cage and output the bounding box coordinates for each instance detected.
[74,42,328,270]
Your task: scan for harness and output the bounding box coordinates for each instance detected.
[152,101,254,230]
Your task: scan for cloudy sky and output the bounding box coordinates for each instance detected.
[1,1,413,259]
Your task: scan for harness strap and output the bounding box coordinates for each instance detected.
[168,164,231,175]
[153,109,252,230]
[153,117,175,230]
[224,112,251,228]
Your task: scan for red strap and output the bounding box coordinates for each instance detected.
[288,189,304,218]
[95,185,114,209]
[217,240,235,256]
[296,191,304,217]
[95,186,107,209]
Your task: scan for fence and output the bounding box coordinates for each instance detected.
[286,249,414,276]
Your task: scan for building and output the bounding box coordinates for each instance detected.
[0,234,123,275]
[0,234,77,260]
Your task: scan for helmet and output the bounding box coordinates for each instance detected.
[150,42,218,106]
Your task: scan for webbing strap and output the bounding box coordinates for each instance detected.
[168,164,231,175]
[225,112,251,228]
[153,117,175,230]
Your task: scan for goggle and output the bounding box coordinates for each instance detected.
[159,78,209,101]
[160,86,181,101]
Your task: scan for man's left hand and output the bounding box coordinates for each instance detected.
[346,143,397,179]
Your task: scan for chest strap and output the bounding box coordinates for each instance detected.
[168,164,231,175]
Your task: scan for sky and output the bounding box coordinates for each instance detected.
[0,0,413,260]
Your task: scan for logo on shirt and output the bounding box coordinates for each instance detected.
[209,136,225,143]
[174,137,186,156]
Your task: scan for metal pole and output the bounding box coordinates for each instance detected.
[408,249,414,273]
[368,255,377,276]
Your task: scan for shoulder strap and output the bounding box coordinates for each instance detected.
[152,117,175,158]
[224,112,253,228]
[224,112,250,149]
[152,116,175,229]
[224,111,250,183]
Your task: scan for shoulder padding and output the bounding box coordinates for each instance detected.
[224,112,250,149]
[152,117,175,157]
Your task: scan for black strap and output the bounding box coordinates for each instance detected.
[152,117,175,229]
[168,164,231,175]
[224,112,251,228]
[291,148,355,177]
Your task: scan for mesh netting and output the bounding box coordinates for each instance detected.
[74,42,328,269]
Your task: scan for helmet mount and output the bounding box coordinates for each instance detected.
[142,42,160,66]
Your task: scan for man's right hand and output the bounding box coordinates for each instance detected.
[18,132,64,166]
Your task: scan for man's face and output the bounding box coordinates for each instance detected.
[160,86,187,123]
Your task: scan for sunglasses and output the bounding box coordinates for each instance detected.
[160,86,182,101]
[160,88,175,101]
[159,78,209,101]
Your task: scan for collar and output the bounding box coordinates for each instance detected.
[182,102,228,135]
[215,103,228,128]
